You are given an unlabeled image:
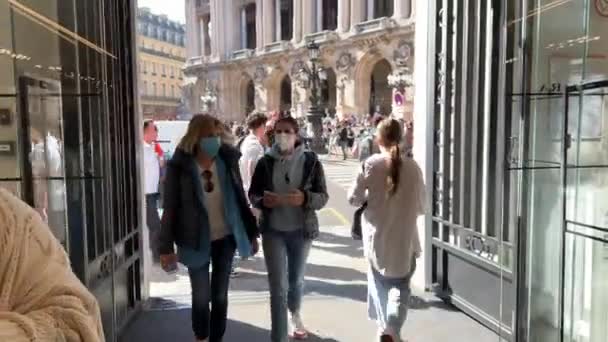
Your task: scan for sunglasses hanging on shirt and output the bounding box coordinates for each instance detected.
[202,170,214,193]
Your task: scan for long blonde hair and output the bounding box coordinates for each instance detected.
[376,118,403,197]
[178,114,223,154]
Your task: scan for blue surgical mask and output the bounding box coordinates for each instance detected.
[199,137,221,158]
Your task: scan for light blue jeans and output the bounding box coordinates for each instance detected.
[263,230,312,342]
[367,259,417,336]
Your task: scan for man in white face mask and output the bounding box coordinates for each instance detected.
[248,116,329,342]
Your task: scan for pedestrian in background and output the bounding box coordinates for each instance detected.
[159,114,259,342]
[348,118,425,342]
[248,116,329,342]
[338,123,349,160]
[143,120,162,264]
[239,113,268,195]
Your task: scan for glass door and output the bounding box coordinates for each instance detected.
[18,76,68,248]
[561,80,608,342]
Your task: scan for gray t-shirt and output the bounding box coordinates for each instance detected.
[268,146,306,232]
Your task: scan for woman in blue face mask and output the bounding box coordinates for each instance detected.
[248,117,329,342]
[158,114,259,342]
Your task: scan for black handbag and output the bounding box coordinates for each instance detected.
[351,202,367,240]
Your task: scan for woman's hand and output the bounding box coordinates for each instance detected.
[263,191,281,208]
[160,253,178,273]
[286,190,305,207]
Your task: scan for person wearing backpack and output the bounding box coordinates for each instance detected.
[248,116,329,342]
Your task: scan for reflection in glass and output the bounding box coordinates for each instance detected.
[562,85,608,342]
[26,80,67,246]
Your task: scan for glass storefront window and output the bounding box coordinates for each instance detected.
[1,1,143,339]
[520,1,608,341]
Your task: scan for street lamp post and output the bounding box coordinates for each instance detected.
[299,41,328,154]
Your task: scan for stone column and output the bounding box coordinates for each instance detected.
[316,0,323,31]
[350,0,366,27]
[337,0,350,32]
[394,0,412,19]
[202,17,210,56]
[185,0,200,58]
[224,0,241,57]
[292,0,303,43]
[263,0,275,45]
[275,0,282,41]
[256,0,264,49]
[199,18,207,56]
[367,0,374,20]
[302,0,315,36]
[241,6,247,49]
[210,0,219,57]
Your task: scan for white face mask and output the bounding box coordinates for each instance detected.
[275,133,296,152]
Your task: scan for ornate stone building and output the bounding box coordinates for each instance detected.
[137,8,187,120]
[183,0,415,121]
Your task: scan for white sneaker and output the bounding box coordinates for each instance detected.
[290,312,309,340]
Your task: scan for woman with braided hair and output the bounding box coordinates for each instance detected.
[348,118,426,342]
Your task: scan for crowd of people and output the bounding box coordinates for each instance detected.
[144,110,424,342]
[322,114,414,162]
[0,109,423,342]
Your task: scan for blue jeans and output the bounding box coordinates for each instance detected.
[188,236,236,342]
[367,259,417,336]
[263,230,312,342]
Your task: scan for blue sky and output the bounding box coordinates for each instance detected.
[138,0,186,23]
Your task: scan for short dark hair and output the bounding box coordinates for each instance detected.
[246,113,268,130]
[143,119,154,131]
[274,116,299,132]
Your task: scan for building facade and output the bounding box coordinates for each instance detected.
[0,1,143,341]
[420,0,608,341]
[183,0,415,122]
[137,8,187,120]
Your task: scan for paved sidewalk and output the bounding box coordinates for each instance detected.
[124,162,497,341]
[123,225,496,341]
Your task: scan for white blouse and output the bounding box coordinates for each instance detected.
[348,153,426,278]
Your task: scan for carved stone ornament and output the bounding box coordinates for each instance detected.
[253,66,267,84]
[394,40,413,63]
[290,60,305,76]
[336,52,354,73]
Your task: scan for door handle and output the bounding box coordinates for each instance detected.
[565,133,572,150]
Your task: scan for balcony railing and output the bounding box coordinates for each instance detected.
[186,55,212,67]
[232,49,255,60]
[139,47,186,62]
[141,95,181,102]
[304,31,338,45]
[353,17,396,34]
[263,41,291,54]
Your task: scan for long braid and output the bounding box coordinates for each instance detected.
[387,144,402,196]
[377,119,403,197]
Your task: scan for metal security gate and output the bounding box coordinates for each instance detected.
[5,1,142,340]
[427,0,515,339]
